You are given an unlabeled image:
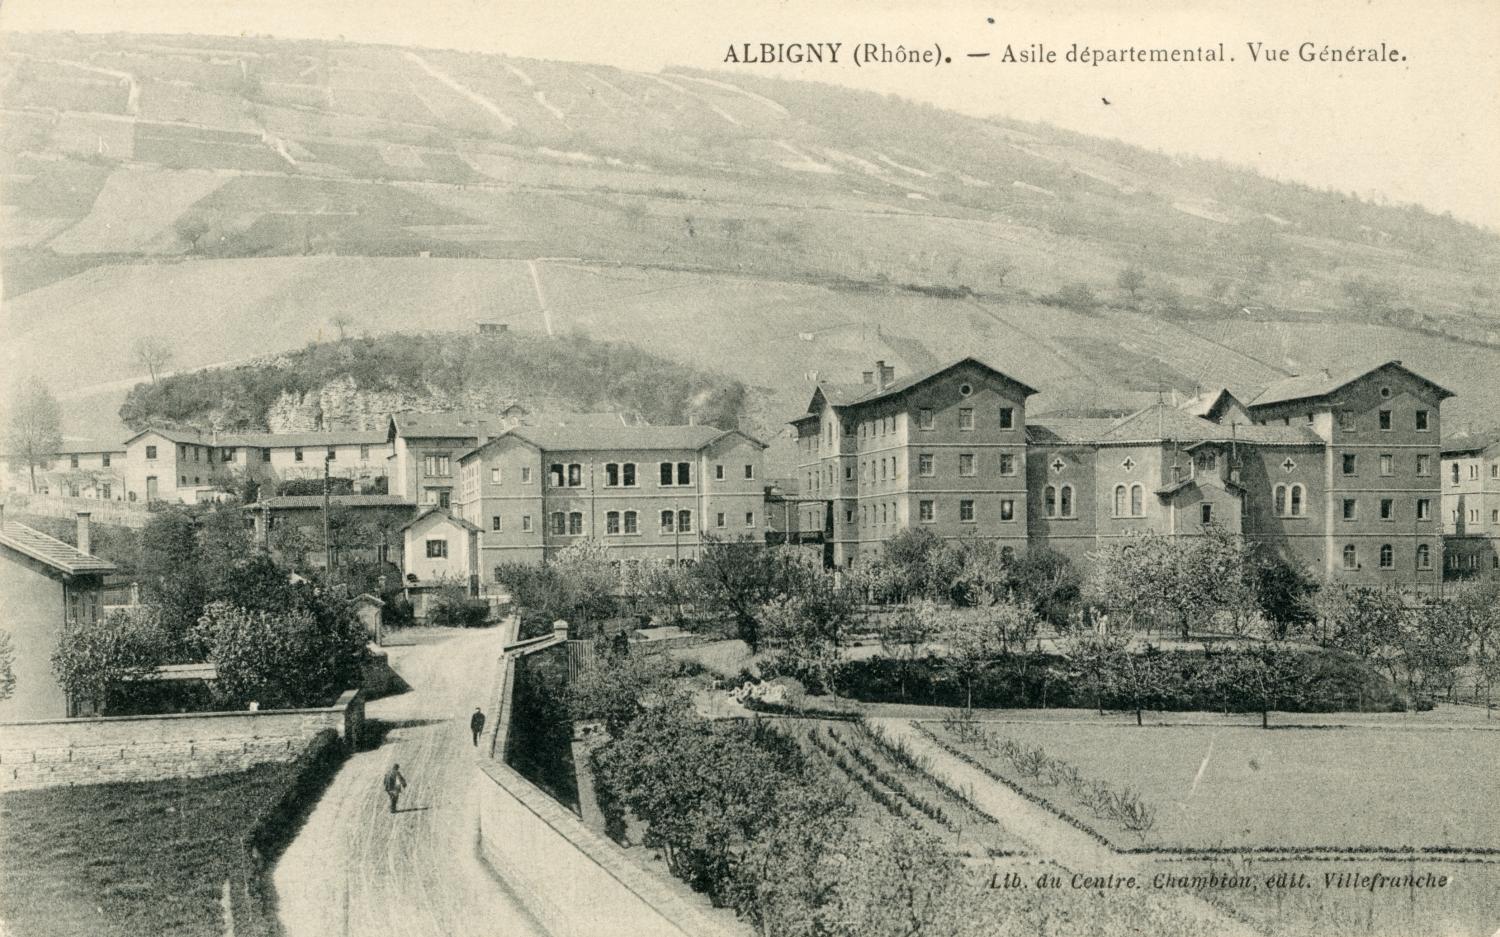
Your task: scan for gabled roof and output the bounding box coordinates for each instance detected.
[795,357,1039,421]
[399,507,483,534]
[1441,429,1500,456]
[56,438,127,455]
[0,521,116,576]
[387,410,516,440]
[1028,405,1321,447]
[1026,417,1122,445]
[123,426,219,446]
[1178,387,1244,419]
[226,430,387,448]
[244,495,416,511]
[1248,360,1455,409]
[521,411,645,430]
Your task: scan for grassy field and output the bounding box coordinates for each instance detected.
[0,765,300,937]
[930,721,1500,852]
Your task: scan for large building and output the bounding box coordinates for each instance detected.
[1440,429,1500,580]
[791,357,1451,591]
[455,423,767,578]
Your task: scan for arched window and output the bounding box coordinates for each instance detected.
[1416,544,1430,569]
[1342,544,1357,569]
[1060,484,1074,517]
[1379,544,1393,568]
[1045,485,1058,518]
[1274,485,1287,516]
[1130,484,1144,517]
[1114,484,1127,516]
[1290,484,1304,517]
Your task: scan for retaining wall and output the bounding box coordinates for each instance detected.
[0,690,363,792]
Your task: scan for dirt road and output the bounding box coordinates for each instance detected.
[273,629,546,937]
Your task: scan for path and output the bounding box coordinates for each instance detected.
[273,629,546,937]
[872,718,1261,937]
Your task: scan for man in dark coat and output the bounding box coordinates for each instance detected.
[470,707,486,747]
[383,762,407,813]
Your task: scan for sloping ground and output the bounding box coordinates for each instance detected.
[47,166,227,254]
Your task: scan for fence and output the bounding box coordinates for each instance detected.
[1,492,154,528]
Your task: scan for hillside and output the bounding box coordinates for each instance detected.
[3,31,1499,468]
[118,330,747,433]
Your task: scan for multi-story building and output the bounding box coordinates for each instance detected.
[387,410,524,509]
[791,357,1450,592]
[455,424,767,579]
[0,440,127,500]
[791,358,1038,568]
[245,494,416,571]
[1440,429,1500,580]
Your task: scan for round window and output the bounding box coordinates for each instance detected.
[1379,386,1392,398]
[959,383,973,397]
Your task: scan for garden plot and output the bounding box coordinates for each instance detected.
[789,718,1018,858]
[922,720,1500,853]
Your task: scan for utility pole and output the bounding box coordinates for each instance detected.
[323,452,334,577]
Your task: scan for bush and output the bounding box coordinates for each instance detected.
[276,477,354,497]
[430,596,491,628]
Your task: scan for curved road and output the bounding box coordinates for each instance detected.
[273,629,546,937]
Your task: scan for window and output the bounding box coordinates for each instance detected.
[1338,410,1357,431]
[1343,499,1358,520]
[918,453,935,477]
[551,512,566,535]
[1471,465,1481,481]
[958,408,974,431]
[918,408,934,430]
[1380,498,1394,520]
[1130,485,1144,517]
[491,515,502,531]
[567,464,582,487]
[424,453,451,476]
[262,449,272,463]
[521,466,532,484]
[1415,410,1430,431]
[146,445,157,460]
[1379,454,1393,476]
[958,383,973,396]
[1378,409,1392,430]
[919,500,934,523]
[660,462,673,486]
[1046,485,1058,518]
[192,447,200,462]
[1343,545,1357,569]
[890,457,899,480]
[425,539,447,558]
[295,447,305,462]
[180,475,187,485]
[607,511,621,535]
[715,512,726,528]
[744,464,754,480]
[1415,455,1430,476]
[522,515,533,532]
[326,447,337,462]
[1493,464,1499,479]
[490,467,502,483]
[745,512,756,528]
[999,407,1014,429]
[69,454,79,468]
[999,453,1016,476]
[1114,484,1127,517]
[660,510,675,532]
[677,510,693,532]
[714,464,725,480]
[1059,484,1074,517]
[845,465,854,480]
[1290,484,1304,516]
[565,512,581,535]
[101,484,111,499]
[1493,509,1500,524]
[959,453,976,476]
[1417,498,1431,521]
[360,444,370,460]
[1000,499,1015,521]
[102,453,112,468]
[1342,454,1357,476]
[960,500,975,522]
[1200,504,1213,525]
[1451,463,1461,484]
[624,511,638,534]
[1195,451,1217,473]
[879,460,887,481]
[606,463,620,486]
[1379,544,1394,568]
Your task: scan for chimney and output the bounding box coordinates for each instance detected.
[862,371,875,385]
[880,362,896,387]
[76,512,91,556]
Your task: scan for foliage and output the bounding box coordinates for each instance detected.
[567,647,687,737]
[275,476,355,497]
[1005,547,1082,626]
[191,598,366,709]
[6,376,62,494]
[1248,547,1321,635]
[1087,527,1256,638]
[0,630,13,702]
[119,330,747,433]
[506,647,579,809]
[692,538,813,651]
[549,538,619,625]
[620,556,697,625]
[1313,584,1407,679]
[50,607,171,706]
[130,335,175,385]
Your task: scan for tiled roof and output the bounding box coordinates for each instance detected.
[1029,406,1321,447]
[1441,429,1500,456]
[245,495,416,511]
[1178,387,1238,418]
[457,425,761,461]
[520,411,645,430]
[123,426,219,446]
[56,438,127,455]
[1026,417,1122,445]
[1249,360,1454,408]
[0,521,116,576]
[796,357,1040,420]
[226,430,387,448]
[388,410,516,439]
[399,507,483,533]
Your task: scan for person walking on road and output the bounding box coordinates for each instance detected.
[383,762,407,814]
[470,707,487,747]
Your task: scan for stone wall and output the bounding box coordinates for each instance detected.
[0,690,363,792]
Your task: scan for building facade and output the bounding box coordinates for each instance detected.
[1441,430,1500,580]
[455,424,767,580]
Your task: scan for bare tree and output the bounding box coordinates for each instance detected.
[6,377,63,494]
[174,214,211,253]
[330,314,354,341]
[132,336,175,384]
